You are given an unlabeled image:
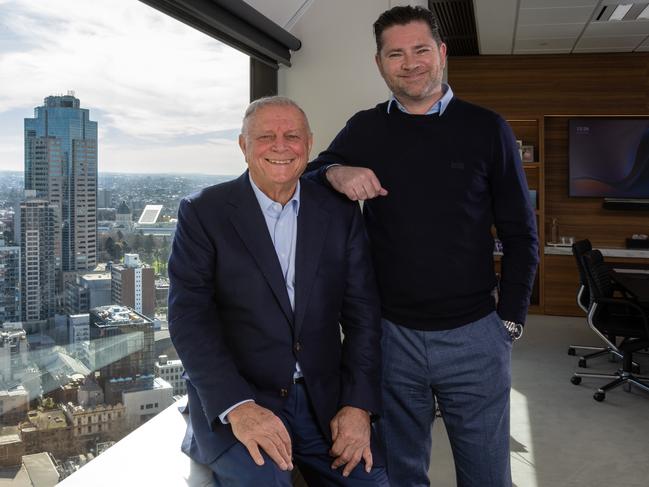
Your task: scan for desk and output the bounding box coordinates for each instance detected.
[611,269,649,304]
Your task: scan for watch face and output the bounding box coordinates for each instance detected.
[513,324,523,340]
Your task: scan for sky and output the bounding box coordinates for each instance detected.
[0,0,250,175]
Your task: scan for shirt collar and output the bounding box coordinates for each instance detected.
[387,83,454,116]
[248,173,300,215]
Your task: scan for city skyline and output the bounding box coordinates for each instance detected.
[0,0,249,175]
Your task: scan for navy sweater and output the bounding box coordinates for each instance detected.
[307,98,539,330]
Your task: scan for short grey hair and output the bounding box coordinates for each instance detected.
[241,96,311,136]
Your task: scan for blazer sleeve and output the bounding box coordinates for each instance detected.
[338,202,383,416]
[168,197,255,427]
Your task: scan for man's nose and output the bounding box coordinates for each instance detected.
[402,53,420,70]
[272,137,289,150]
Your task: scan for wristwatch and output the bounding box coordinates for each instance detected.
[502,320,524,341]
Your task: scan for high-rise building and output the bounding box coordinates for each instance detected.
[97,188,113,209]
[0,325,28,385]
[89,305,155,405]
[111,254,155,318]
[68,314,90,363]
[0,238,21,325]
[19,192,56,333]
[24,93,98,275]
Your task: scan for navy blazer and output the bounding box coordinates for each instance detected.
[168,172,382,465]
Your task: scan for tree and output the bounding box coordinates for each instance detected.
[116,229,124,242]
[105,236,115,255]
[144,234,156,255]
[132,232,143,251]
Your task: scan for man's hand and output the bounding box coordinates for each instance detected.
[329,406,372,477]
[326,166,388,201]
[228,402,293,471]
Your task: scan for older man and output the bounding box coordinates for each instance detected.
[168,96,389,486]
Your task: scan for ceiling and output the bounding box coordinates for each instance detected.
[243,0,649,55]
[476,0,649,54]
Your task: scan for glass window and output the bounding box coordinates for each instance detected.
[0,0,248,478]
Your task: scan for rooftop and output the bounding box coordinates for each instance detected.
[91,306,153,328]
[137,205,163,224]
[23,408,68,431]
[80,272,111,282]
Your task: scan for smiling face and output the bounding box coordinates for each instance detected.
[375,20,447,114]
[239,104,313,204]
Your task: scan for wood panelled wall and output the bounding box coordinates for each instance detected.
[448,53,649,248]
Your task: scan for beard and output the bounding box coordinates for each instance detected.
[389,72,443,102]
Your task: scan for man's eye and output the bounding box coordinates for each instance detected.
[286,135,299,140]
[417,48,431,54]
[388,53,402,59]
[258,135,272,140]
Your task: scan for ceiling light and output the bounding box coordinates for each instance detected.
[609,4,633,21]
[638,4,649,20]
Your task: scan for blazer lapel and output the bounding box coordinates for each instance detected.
[294,182,330,337]
[227,173,294,327]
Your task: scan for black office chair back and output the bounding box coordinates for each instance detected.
[572,239,593,308]
[583,250,614,301]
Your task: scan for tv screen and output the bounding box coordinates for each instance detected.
[569,118,649,198]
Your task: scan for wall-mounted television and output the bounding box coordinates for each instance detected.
[569,118,649,198]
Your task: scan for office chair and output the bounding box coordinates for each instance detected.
[569,239,622,367]
[571,250,649,401]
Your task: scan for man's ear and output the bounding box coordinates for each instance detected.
[307,132,314,157]
[439,42,448,69]
[238,134,246,157]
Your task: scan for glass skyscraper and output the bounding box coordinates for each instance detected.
[24,93,98,276]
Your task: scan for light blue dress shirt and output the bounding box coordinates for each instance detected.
[387,83,454,115]
[219,176,301,423]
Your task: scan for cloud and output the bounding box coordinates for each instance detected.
[0,0,249,174]
[100,138,247,175]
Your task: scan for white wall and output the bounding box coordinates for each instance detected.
[279,0,426,155]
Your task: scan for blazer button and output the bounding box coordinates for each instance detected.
[294,341,302,352]
[280,388,288,397]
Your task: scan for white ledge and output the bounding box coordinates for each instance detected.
[58,397,212,487]
[544,246,649,258]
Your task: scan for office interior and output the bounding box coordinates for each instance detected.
[58,1,649,486]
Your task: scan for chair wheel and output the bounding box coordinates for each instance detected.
[578,358,587,368]
[594,391,605,402]
[568,347,576,356]
[570,376,582,385]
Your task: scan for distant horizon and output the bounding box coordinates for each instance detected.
[0,168,242,177]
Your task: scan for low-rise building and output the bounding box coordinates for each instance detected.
[61,401,127,451]
[19,406,73,459]
[122,377,173,428]
[0,427,24,467]
[154,355,186,396]
[77,376,104,408]
[22,451,60,485]
[0,385,29,426]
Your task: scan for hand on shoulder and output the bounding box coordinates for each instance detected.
[326,166,388,201]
